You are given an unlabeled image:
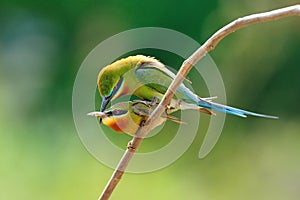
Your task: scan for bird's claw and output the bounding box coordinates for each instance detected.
[150,96,158,106]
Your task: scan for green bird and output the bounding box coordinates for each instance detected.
[88,100,187,135]
[97,55,277,120]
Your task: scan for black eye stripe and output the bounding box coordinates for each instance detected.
[115,77,123,90]
[105,111,113,117]
[107,76,124,99]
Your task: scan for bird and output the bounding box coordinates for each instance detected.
[87,100,187,135]
[97,55,277,120]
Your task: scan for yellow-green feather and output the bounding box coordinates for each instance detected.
[97,55,160,96]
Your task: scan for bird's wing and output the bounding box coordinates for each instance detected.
[136,61,220,106]
[132,101,152,117]
[135,62,189,99]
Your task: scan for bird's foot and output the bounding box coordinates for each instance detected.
[150,96,158,106]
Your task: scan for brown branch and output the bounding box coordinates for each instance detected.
[98,4,300,200]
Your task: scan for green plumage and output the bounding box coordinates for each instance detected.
[97,55,277,119]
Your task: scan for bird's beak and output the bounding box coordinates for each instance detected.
[99,76,124,123]
[101,96,111,112]
[100,96,112,124]
[87,111,107,118]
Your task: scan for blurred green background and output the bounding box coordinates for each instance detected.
[1,0,300,199]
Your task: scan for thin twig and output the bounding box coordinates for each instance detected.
[98,4,300,200]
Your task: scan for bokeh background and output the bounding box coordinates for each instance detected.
[1,0,300,199]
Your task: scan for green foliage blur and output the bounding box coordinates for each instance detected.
[1,0,300,199]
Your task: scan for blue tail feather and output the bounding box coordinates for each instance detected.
[198,98,278,119]
[177,84,277,119]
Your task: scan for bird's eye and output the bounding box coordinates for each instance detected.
[113,110,119,115]
[113,84,119,90]
[112,109,127,116]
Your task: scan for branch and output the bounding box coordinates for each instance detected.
[98,4,300,200]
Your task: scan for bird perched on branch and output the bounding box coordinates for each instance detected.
[97,55,277,120]
[88,100,187,135]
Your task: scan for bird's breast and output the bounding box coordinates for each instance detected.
[102,116,140,135]
[102,117,128,133]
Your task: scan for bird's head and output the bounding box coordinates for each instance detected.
[97,69,125,113]
[88,102,142,135]
[97,57,138,113]
[88,100,183,135]
[97,55,161,119]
